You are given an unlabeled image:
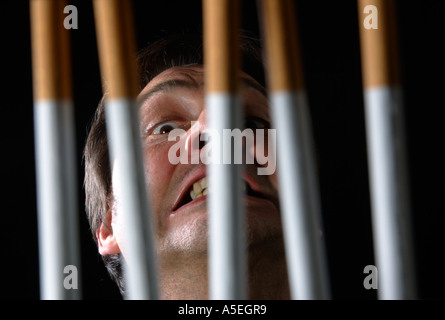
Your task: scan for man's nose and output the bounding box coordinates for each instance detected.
[185,110,209,162]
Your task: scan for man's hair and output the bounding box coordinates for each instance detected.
[84,32,265,295]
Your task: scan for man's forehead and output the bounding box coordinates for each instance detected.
[143,65,205,90]
[137,65,267,107]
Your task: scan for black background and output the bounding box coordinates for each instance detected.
[1,0,444,300]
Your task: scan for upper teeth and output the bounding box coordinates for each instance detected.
[190,177,208,200]
[189,177,247,200]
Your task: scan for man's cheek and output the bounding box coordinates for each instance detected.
[144,146,176,203]
[247,130,277,176]
[144,142,176,175]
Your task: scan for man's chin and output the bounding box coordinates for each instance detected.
[158,208,209,255]
[158,199,282,256]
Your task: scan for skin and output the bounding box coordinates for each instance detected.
[96,65,290,299]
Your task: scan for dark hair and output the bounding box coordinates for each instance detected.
[84,32,265,295]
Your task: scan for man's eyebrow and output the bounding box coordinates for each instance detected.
[137,79,201,106]
[137,76,268,106]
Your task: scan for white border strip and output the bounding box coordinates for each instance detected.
[270,90,330,299]
[364,86,416,299]
[105,98,158,300]
[207,93,247,300]
[34,99,81,299]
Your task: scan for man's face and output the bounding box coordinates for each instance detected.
[111,65,282,260]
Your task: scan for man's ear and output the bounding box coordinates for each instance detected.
[96,212,120,255]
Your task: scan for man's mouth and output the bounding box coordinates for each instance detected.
[189,177,209,200]
[174,176,269,211]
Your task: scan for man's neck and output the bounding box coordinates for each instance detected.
[158,244,289,299]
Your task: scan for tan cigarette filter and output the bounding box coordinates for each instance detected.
[261,0,305,92]
[358,0,401,87]
[30,0,72,100]
[203,0,241,93]
[93,0,140,98]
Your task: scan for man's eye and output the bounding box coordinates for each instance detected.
[152,122,180,135]
[244,117,271,130]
